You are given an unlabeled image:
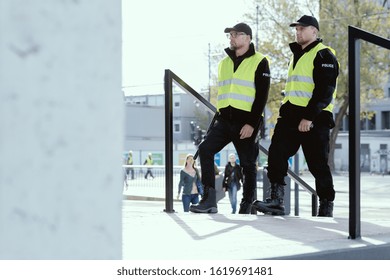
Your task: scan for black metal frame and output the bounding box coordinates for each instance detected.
[164,70,216,212]
[164,70,174,213]
[348,26,390,239]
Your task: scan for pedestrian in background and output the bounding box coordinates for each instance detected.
[223,153,243,214]
[143,153,154,179]
[177,154,203,212]
[123,154,129,191]
[126,150,135,180]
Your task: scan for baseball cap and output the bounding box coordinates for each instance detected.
[290,15,320,31]
[224,22,252,38]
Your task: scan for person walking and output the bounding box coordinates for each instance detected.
[177,154,202,212]
[123,154,129,191]
[223,153,243,214]
[126,150,135,180]
[252,15,339,217]
[143,153,154,179]
[190,22,270,214]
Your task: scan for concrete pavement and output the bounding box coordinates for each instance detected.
[122,173,390,259]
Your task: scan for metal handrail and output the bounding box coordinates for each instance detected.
[164,69,317,215]
[167,70,216,114]
[164,69,215,212]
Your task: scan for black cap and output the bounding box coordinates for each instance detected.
[224,22,252,38]
[290,15,319,31]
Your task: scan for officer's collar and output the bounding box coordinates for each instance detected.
[225,43,256,60]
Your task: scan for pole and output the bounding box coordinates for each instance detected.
[294,153,299,216]
[256,5,259,50]
[256,5,266,139]
[207,43,212,124]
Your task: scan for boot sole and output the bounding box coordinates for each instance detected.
[252,204,285,216]
[238,207,252,214]
[189,207,218,214]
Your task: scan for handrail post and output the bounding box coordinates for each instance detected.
[294,153,299,216]
[164,70,174,213]
[348,26,361,239]
[311,194,317,217]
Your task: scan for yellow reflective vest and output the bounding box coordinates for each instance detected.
[217,53,266,112]
[283,43,337,113]
[127,154,133,165]
[145,157,153,165]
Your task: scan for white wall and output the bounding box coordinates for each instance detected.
[0,0,122,259]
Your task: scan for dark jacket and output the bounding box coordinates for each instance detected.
[279,39,339,128]
[220,43,271,130]
[222,163,243,191]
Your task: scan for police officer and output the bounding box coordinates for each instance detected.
[190,22,270,214]
[252,15,339,217]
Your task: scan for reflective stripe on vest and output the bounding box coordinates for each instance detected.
[283,43,337,112]
[217,52,265,112]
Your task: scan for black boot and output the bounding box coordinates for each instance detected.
[318,199,334,217]
[252,183,285,215]
[238,200,252,214]
[189,187,217,213]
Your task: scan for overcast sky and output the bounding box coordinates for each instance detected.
[122,0,253,96]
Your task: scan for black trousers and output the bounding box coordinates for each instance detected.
[198,116,259,203]
[267,119,335,201]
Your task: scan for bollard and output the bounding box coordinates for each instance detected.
[215,175,226,202]
[262,167,291,215]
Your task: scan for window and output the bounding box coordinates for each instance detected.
[368,114,376,130]
[173,121,181,133]
[382,111,390,129]
[174,123,180,132]
[360,112,375,130]
[174,101,180,108]
[360,118,367,130]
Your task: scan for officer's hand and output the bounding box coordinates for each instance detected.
[298,119,313,132]
[239,124,254,139]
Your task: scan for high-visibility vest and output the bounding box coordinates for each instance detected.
[283,43,337,113]
[217,53,266,112]
[127,154,133,165]
[146,157,153,165]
